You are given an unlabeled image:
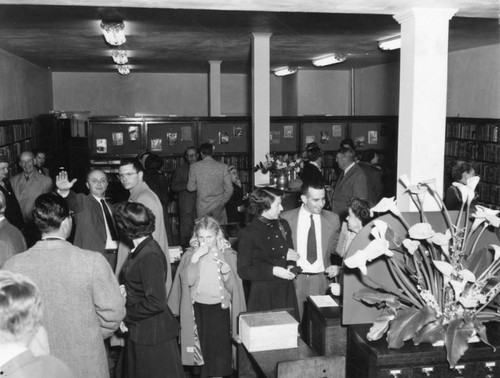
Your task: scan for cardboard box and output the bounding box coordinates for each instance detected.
[239,311,299,352]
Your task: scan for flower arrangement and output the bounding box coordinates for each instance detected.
[254,153,303,176]
[344,174,500,368]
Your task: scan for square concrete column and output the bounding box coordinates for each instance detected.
[395,8,457,210]
[209,60,222,116]
[251,33,272,185]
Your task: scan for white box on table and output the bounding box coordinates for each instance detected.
[239,310,299,352]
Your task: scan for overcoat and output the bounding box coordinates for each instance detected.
[168,247,246,365]
[331,163,368,218]
[10,170,52,221]
[3,240,126,378]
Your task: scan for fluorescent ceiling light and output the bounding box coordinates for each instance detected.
[117,64,130,75]
[274,67,298,77]
[312,53,348,67]
[378,36,401,50]
[101,20,126,46]
[111,50,128,65]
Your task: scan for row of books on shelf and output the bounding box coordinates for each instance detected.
[445,140,500,162]
[0,140,33,162]
[0,121,34,146]
[446,121,500,142]
[476,163,500,185]
[477,183,500,207]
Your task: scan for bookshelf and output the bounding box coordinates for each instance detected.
[445,117,500,208]
[0,118,36,174]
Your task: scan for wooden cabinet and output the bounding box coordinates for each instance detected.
[347,324,500,378]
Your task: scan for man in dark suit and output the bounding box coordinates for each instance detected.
[280,181,341,319]
[331,147,368,220]
[0,191,26,266]
[55,169,119,270]
[171,146,198,248]
[0,155,24,231]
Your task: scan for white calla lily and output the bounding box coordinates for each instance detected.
[408,222,434,240]
[402,239,420,255]
[453,176,480,206]
[471,205,500,232]
[371,197,402,217]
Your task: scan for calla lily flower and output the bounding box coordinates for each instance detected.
[453,176,480,206]
[345,238,393,275]
[402,239,420,255]
[399,174,429,207]
[433,260,475,298]
[489,245,500,261]
[431,230,451,256]
[408,222,435,240]
[371,220,388,239]
[471,205,500,232]
[371,197,402,217]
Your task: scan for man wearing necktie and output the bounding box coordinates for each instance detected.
[55,169,119,270]
[281,181,341,320]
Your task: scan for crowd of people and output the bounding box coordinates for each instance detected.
[0,142,476,378]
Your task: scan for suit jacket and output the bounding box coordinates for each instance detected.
[120,236,179,345]
[280,207,340,269]
[116,181,172,295]
[187,157,233,224]
[0,180,24,230]
[0,218,26,266]
[10,171,52,221]
[359,161,383,205]
[0,350,75,378]
[64,191,114,253]
[171,163,197,217]
[331,163,368,218]
[3,240,126,378]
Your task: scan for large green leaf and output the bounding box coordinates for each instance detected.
[387,306,437,348]
[353,288,401,310]
[367,313,395,341]
[473,319,496,351]
[413,319,445,345]
[445,318,474,368]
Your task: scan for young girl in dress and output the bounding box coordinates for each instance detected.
[168,217,246,378]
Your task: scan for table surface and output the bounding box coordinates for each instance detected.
[247,338,318,377]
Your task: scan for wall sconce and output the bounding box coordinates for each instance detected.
[378,36,401,50]
[274,67,298,77]
[111,50,128,65]
[101,20,126,46]
[117,64,130,75]
[312,53,348,67]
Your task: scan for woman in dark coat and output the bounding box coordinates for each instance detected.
[115,202,183,378]
[237,187,300,319]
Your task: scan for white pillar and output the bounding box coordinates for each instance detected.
[209,60,222,116]
[395,8,457,210]
[251,33,272,185]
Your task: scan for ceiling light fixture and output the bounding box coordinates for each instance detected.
[117,64,130,75]
[274,67,298,77]
[111,50,128,65]
[312,53,348,67]
[101,20,126,46]
[378,36,401,51]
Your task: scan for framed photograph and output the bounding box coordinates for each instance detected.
[305,135,315,144]
[128,126,139,141]
[233,125,244,137]
[270,130,281,144]
[166,131,178,145]
[112,132,123,146]
[332,124,342,137]
[96,139,107,153]
[181,126,192,141]
[320,131,329,144]
[283,125,294,138]
[219,131,230,144]
[368,130,378,144]
[151,138,163,151]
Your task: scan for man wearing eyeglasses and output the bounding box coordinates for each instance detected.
[3,193,126,378]
[55,169,119,270]
[116,158,172,294]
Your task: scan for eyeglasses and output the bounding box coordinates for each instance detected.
[65,211,75,220]
[119,172,138,179]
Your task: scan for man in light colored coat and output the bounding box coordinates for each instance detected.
[115,158,172,294]
[281,181,341,320]
[3,193,125,378]
[187,143,233,224]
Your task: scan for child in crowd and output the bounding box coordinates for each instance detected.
[168,216,246,378]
